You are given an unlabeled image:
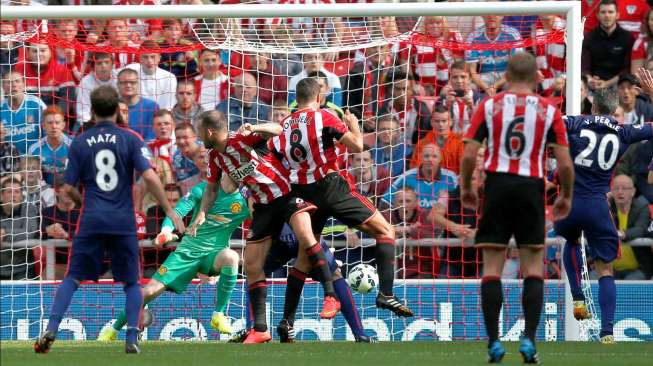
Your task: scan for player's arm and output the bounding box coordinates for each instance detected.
[142,168,186,233]
[337,110,364,153]
[460,101,487,209]
[187,180,219,237]
[548,109,574,220]
[239,122,282,139]
[157,184,202,245]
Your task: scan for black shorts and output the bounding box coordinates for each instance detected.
[475,172,545,248]
[292,173,376,235]
[248,195,316,243]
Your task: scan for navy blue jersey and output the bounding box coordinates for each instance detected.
[64,121,152,235]
[564,115,653,197]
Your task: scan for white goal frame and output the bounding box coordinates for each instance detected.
[1,1,584,341]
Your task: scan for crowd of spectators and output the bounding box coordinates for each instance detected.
[1,0,653,281]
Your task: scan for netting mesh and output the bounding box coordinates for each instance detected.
[0,3,582,342]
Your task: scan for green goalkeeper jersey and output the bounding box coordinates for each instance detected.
[161,181,249,252]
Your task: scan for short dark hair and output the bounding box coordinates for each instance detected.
[196,110,227,132]
[1,177,21,190]
[450,60,467,73]
[307,71,328,80]
[599,0,617,9]
[90,85,120,118]
[154,109,173,120]
[295,78,321,104]
[90,52,113,63]
[164,183,183,197]
[433,103,449,114]
[505,52,538,84]
[174,121,197,134]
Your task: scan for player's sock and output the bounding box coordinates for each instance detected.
[305,243,336,297]
[248,280,268,332]
[124,282,143,345]
[46,277,79,334]
[481,276,502,346]
[598,275,616,337]
[375,238,396,295]
[522,276,544,343]
[334,277,365,338]
[244,284,253,329]
[215,266,239,313]
[563,242,585,301]
[283,268,307,324]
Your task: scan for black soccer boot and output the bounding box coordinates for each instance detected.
[376,293,414,317]
[34,330,56,354]
[277,319,295,343]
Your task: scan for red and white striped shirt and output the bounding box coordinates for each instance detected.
[618,0,650,37]
[194,73,229,111]
[271,108,349,185]
[207,132,291,204]
[465,92,568,179]
[632,34,650,62]
[534,18,566,92]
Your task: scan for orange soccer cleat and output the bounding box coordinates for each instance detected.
[319,295,341,319]
[243,329,272,344]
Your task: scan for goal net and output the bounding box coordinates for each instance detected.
[1,1,617,343]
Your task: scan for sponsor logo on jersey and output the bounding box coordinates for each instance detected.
[207,213,232,223]
[626,5,636,14]
[230,202,242,214]
[158,266,168,276]
[228,159,258,182]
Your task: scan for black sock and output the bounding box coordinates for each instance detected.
[375,238,396,295]
[248,280,268,332]
[481,276,503,346]
[283,268,307,324]
[522,276,544,343]
[305,243,336,298]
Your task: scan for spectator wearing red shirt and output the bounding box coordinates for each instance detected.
[90,19,138,71]
[619,0,650,37]
[50,19,85,83]
[631,8,653,73]
[247,52,288,106]
[533,15,567,96]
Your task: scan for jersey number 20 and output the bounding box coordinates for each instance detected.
[95,149,118,191]
[574,130,620,170]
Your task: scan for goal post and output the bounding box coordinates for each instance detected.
[0,1,594,342]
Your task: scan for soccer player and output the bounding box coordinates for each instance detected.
[98,152,249,341]
[460,52,574,363]
[555,88,653,344]
[34,85,185,354]
[191,110,339,344]
[270,78,414,320]
[229,223,373,343]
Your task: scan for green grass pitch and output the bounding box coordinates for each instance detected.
[2,341,653,366]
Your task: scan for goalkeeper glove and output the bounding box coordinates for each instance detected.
[156,227,178,246]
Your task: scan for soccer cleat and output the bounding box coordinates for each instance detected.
[227,329,248,343]
[277,319,295,343]
[375,293,414,317]
[319,295,341,319]
[125,342,141,354]
[34,330,56,354]
[573,301,591,321]
[97,327,118,342]
[243,329,272,344]
[354,334,377,343]
[210,312,233,334]
[486,340,506,364]
[600,335,615,345]
[519,338,540,364]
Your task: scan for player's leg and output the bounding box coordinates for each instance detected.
[330,269,372,342]
[102,279,166,341]
[518,246,545,363]
[243,236,273,343]
[287,199,340,319]
[594,259,617,344]
[208,248,240,334]
[109,235,144,353]
[35,235,102,353]
[479,246,507,362]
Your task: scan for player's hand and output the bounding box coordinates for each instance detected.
[552,196,572,221]
[343,110,359,130]
[238,123,254,136]
[187,211,205,237]
[461,188,479,210]
[155,227,179,247]
[167,210,186,234]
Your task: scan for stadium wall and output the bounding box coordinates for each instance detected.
[2,281,651,342]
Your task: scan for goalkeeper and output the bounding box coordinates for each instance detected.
[98,175,249,341]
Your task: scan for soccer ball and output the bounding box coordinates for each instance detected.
[347,264,378,294]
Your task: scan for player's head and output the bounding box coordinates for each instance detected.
[295,77,321,107]
[377,115,400,146]
[1,70,25,98]
[90,85,120,122]
[591,88,619,117]
[612,174,635,205]
[505,52,538,87]
[153,109,174,140]
[42,106,66,139]
[270,98,290,124]
[175,122,199,156]
[1,177,23,206]
[419,143,442,173]
[431,103,451,137]
[612,105,625,124]
[140,40,161,75]
[598,0,619,29]
[91,52,114,81]
[196,110,228,149]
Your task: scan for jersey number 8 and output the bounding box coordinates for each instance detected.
[95,149,118,191]
[574,130,620,170]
